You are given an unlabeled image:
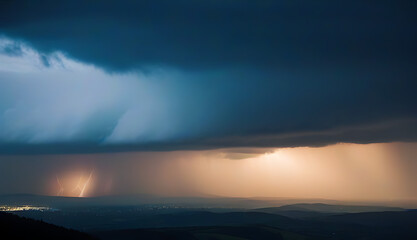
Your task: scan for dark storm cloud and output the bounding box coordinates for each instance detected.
[1,0,416,71]
[0,0,416,154]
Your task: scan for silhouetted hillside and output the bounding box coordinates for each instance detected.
[0,212,94,240]
[135,211,296,228]
[93,226,292,240]
[91,210,417,240]
[320,209,417,227]
[254,203,405,219]
[257,203,404,214]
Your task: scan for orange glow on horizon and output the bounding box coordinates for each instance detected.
[112,142,416,204]
[52,169,95,197]
[35,142,416,207]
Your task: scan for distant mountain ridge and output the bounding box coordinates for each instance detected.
[257,203,404,213]
[1,193,413,209]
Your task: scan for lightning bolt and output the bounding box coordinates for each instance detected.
[79,170,94,197]
[56,176,64,196]
[72,176,83,194]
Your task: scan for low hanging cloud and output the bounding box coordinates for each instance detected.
[0,37,416,154]
[0,0,417,154]
[0,38,189,146]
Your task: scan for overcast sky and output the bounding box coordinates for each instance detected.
[0,1,416,203]
[0,0,416,153]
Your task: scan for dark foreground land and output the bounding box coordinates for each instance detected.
[90,210,417,240]
[1,195,416,240]
[2,208,417,239]
[0,212,94,240]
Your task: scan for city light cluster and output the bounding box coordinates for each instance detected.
[0,205,53,212]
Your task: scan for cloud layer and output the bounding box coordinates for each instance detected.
[0,1,416,153]
[1,1,416,71]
